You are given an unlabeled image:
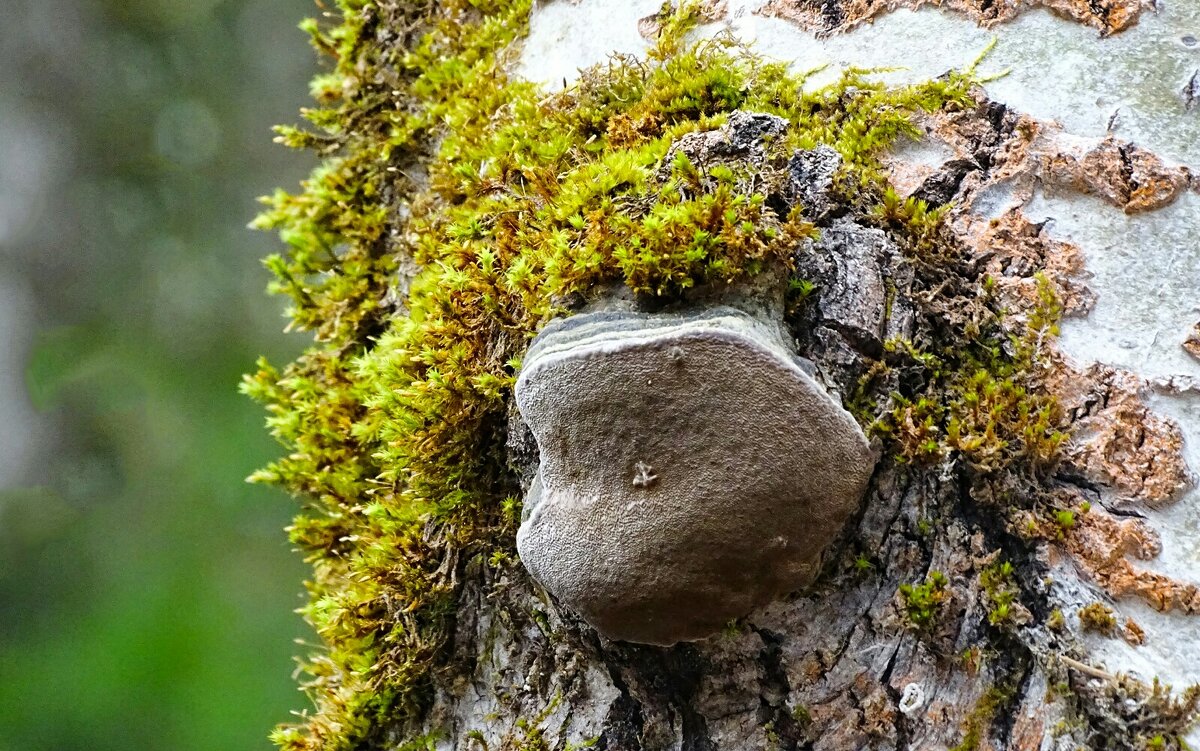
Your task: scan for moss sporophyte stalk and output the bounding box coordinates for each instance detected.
[244,1,1065,747]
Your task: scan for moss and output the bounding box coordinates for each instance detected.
[868,271,1067,475]
[899,571,951,631]
[960,646,984,674]
[949,685,1012,751]
[1079,675,1200,750]
[1047,608,1066,632]
[1079,602,1118,636]
[506,695,559,751]
[242,0,1043,748]
[396,735,441,751]
[792,703,812,728]
[979,558,1022,628]
[1054,508,1077,533]
[852,553,875,575]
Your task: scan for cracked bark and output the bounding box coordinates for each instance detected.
[385,99,1169,751]
[335,4,1200,742]
[417,460,1047,750]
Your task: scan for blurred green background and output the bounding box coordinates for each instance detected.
[0,0,320,748]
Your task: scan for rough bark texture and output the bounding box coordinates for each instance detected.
[255,2,1200,748]
[757,0,1152,35]
[423,470,1037,751]
[396,101,1196,750]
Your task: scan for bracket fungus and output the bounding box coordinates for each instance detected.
[515,305,875,645]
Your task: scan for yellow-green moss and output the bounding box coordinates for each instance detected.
[979,558,1022,628]
[1078,602,1118,636]
[949,684,1012,751]
[867,262,1067,474]
[899,571,951,631]
[242,1,1043,748]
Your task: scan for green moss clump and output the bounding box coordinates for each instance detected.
[867,263,1067,476]
[899,571,951,631]
[1078,602,1118,636]
[243,0,1008,747]
[949,684,1012,751]
[979,558,1022,628]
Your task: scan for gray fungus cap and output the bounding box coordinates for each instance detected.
[515,307,874,645]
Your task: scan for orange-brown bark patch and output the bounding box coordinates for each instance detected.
[1058,508,1200,615]
[758,0,1150,36]
[1050,363,1191,506]
[1037,136,1192,215]
[1183,322,1200,363]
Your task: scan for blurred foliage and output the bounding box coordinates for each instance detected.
[0,0,320,748]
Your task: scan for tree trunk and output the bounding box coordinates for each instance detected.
[254,2,1200,749]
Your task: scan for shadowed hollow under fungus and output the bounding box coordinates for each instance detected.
[515,302,876,645]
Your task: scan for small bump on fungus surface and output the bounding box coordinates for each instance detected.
[515,306,875,645]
